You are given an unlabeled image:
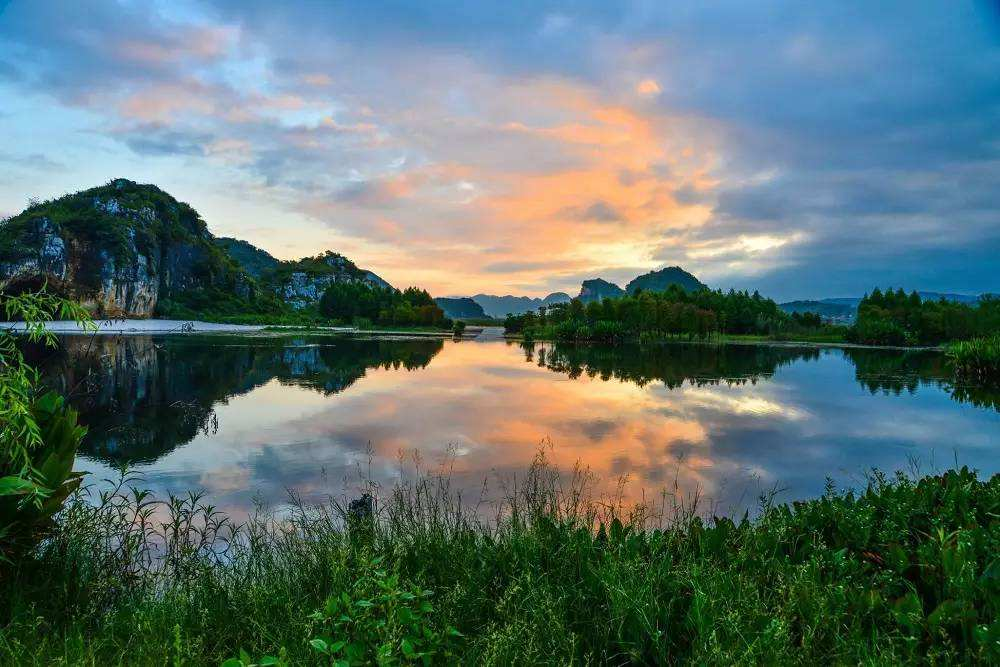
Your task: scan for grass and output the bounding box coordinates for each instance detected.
[948,334,1000,385]
[0,457,998,665]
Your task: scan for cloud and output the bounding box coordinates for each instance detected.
[0,1,996,298]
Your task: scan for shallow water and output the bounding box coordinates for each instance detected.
[35,335,1000,518]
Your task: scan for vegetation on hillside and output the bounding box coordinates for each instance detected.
[0,458,996,664]
[848,289,999,346]
[214,237,279,278]
[625,266,705,295]
[0,179,243,296]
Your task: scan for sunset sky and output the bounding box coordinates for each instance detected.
[1,1,997,300]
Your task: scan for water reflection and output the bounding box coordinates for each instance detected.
[34,336,1000,518]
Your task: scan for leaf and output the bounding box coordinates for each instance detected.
[309,638,329,654]
[220,659,244,667]
[0,476,39,496]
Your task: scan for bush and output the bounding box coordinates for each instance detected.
[1,460,998,664]
[948,334,1000,385]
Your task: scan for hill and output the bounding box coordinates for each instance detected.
[625,266,705,294]
[0,179,251,317]
[578,279,625,303]
[0,179,395,318]
[214,237,279,278]
[434,297,486,319]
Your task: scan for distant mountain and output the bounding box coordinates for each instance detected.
[626,266,705,294]
[471,292,571,317]
[779,292,989,324]
[779,300,856,323]
[215,237,279,278]
[578,279,625,303]
[434,297,486,319]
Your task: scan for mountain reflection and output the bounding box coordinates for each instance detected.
[36,335,442,463]
[29,336,999,520]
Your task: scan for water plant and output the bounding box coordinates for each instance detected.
[948,334,1000,385]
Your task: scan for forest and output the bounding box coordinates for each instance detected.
[848,288,1000,345]
[503,285,826,343]
[319,282,450,328]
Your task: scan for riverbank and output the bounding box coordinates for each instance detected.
[1,464,996,664]
[0,319,481,339]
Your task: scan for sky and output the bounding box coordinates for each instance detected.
[0,1,998,300]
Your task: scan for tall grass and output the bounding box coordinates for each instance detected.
[948,334,1000,385]
[1,456,998,665]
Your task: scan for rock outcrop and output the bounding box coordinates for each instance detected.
[272,252,392,310]
[0,179,249,317]
[0,179,394,316]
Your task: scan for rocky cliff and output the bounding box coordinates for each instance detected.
[265,251,392,310]
[0,179,394,317]
[0,179,250,317]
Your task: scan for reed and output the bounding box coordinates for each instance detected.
[1,457,997,665]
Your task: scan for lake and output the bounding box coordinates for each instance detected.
[35,334,1000,519]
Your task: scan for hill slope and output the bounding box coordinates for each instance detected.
[435,297,486,319]
[578,279,625,303]
[626,266,705,294]
[215,237,279,278]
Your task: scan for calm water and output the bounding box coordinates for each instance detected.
[36,335,1000,518]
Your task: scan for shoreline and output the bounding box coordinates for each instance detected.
[1,320,945,350]
[503,333,946,352]
[0,319,483,339]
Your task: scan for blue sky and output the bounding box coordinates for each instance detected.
[0,1,997,299]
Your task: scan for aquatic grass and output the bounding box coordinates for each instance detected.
[0,456,998,665]
[948,334,1000,385]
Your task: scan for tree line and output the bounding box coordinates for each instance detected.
[503,285,803,342]
[319,282,450,328]
[848,288,1000,346]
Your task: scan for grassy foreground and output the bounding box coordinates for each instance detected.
[1,461,998,665]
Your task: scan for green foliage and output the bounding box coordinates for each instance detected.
[156,287,301,324]
[849,289,1000,346]
[1,179,242,286]
[452,320,467,336]
[1,460,997,664]
[307,555,461,665]
[505,285,790,342]
[0,289,90,557]
[319,283,449,328]
[0,392,86,554]
[948,334,1000,385]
